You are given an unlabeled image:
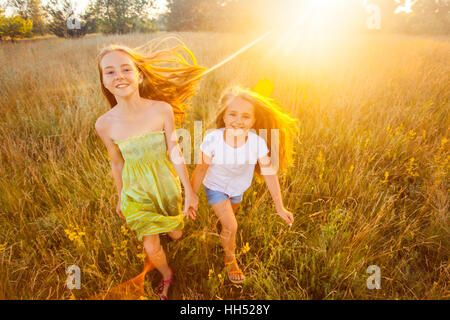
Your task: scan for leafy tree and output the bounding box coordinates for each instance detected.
[94,0,157,34]
[0,9,5,41]
[28,0,45,35]
[7,0,46,35]
[44,0,93,38]
[0,10,33,42]
[405,0,450,34]
[166,0,219,31]
[80,0,101,34]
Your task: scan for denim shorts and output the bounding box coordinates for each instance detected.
[203,185,243,205]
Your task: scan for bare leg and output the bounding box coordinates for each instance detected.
[142,235,172,298]
[167,230,182,241]
[211,199,245,282]
[231,202,240,214]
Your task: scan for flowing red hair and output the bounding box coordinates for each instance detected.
[213,86,299,175]
[97,36,207,122]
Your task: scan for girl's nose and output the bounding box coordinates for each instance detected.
[114,71,125,81]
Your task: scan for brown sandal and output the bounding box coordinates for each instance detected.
[225,259,245,284]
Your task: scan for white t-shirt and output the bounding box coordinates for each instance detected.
[200,128,269,197]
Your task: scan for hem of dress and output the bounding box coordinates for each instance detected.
[137,222,184,241]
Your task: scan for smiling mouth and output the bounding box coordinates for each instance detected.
[116,84,129,89]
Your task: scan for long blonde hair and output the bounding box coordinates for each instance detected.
[214,86,299,174]
[97,37,206,122]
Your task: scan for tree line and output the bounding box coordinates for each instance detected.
[0,0,159,41]
[0,0,448,41]
[165,0,449,34]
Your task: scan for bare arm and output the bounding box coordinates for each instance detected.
[162,103,198,218]
[95,116,125,219]
[258,155,294,225]
[191,151,211,194]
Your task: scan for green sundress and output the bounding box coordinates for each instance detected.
[114,130,184,241]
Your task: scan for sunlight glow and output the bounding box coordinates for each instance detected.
[270,0,357,58]
[311,0,341,10]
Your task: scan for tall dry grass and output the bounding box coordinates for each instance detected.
[0,32,448,299]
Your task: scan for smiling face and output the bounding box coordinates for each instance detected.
[100,50,143,99]
[222,96,256,136]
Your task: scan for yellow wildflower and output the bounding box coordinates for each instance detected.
[64,224,86,248]
[316,151,325,163]
[136,252,146,262]
[386,125,393,137]
[241,242,250,254]
[120,225,129,236]
[394,123,404,136]
[406,157,419,177]
[317,152,325,180]
[112,239,129,257]
[381,171,389,184]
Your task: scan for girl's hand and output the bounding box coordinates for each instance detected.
[276,207,294,225]
[185,207,197,220]
[183,190,198,220]
[116,197,125,220]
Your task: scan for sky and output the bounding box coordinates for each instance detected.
[1,0,169,17]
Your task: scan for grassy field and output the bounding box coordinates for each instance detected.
[0,32,448,300]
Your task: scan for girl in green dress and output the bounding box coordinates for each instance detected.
[94,37,204,299]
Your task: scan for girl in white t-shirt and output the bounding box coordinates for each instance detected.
[191,86,299,284]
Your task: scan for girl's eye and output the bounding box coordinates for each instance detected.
[106,71,114,74]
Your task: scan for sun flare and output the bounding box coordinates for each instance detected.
[269,0,366,58]
[310,0,341,10]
